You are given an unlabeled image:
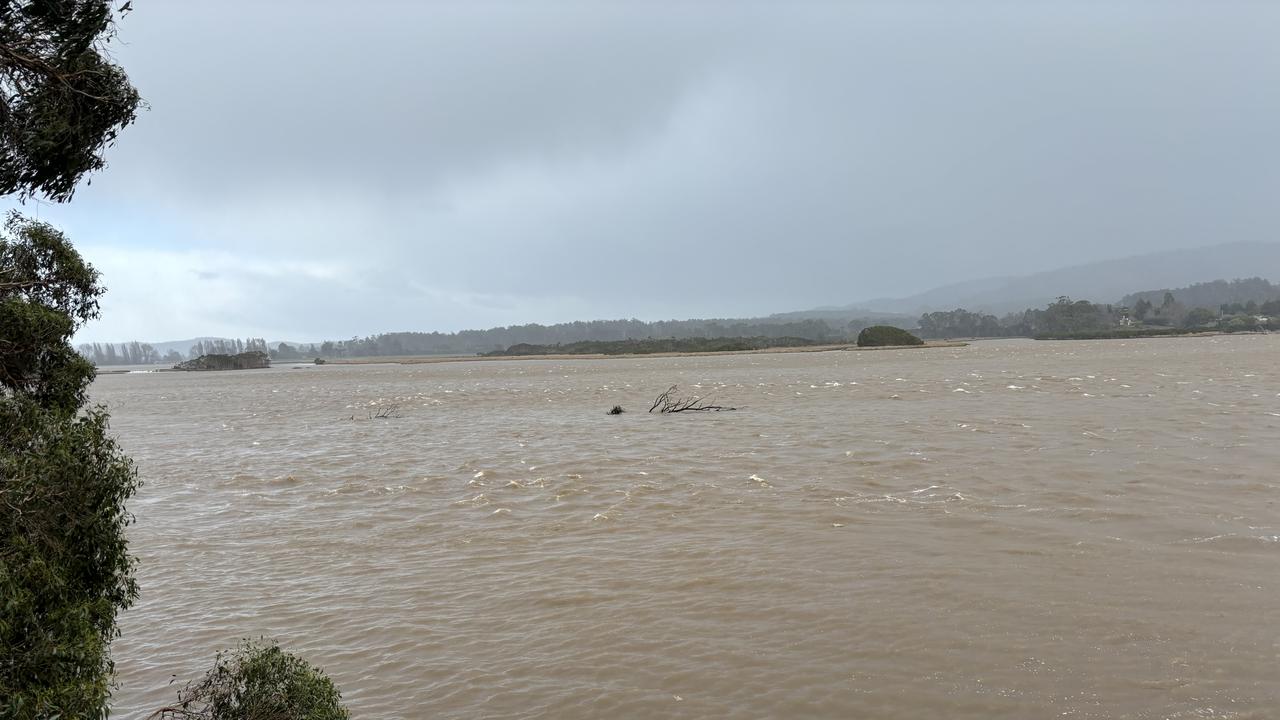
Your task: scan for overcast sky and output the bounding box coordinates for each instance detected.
[12,1,1279,342]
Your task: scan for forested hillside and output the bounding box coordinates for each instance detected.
[1120,278,1280,312]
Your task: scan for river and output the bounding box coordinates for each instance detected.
[96,336,1280,718]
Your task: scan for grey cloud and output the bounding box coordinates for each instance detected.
[27,0,1280,342]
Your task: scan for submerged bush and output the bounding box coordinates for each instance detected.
[856,325,924,347]
[151,640,349,720]
[174,351,271,371]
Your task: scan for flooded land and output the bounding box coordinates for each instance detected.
[97,335,1280,719]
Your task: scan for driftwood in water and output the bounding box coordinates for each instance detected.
[349,404,401,421]
[648,385,735,413]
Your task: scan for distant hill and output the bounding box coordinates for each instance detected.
[847,242,1280,315]
[767,308,916,324]
[91,242,1280,360]
[1120,278,1280,310]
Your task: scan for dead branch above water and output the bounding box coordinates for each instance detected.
[648,385,735,413]
[348,404,401,421]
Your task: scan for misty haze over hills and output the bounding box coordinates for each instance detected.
[143,338,311,359]
[844,241,1280,316]
[23,2,1276,345]
[96,240,1280,357]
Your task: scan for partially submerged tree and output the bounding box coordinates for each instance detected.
[175,350,271,372]
[649,385,735,413]
[150,640,349,720]
[1,0,142,201]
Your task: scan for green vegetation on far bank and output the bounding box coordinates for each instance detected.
[1033,325,1269,340]
[82,277,1280,367]
[919,292,1279,341]
[481,336,826,357]
[1034,327,1208,340]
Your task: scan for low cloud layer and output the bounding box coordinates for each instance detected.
[11,1,1277,342]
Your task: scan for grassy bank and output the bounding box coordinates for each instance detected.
[1033,328,1254,340]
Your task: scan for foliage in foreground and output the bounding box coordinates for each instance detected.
[0,0,142,201]
[856,325,924,347]
[151,641,349,720]
[1,215,140,718]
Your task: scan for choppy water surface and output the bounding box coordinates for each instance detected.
[95,336,1280,718]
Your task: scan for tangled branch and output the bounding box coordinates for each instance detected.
[348,404,400,421]
[648,385,735,413]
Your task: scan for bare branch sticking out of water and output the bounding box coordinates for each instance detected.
[648,385,735,413]
[349,405,401,421]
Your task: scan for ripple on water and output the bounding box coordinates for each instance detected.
[93,336,1280,719]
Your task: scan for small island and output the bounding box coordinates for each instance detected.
[856,325,924,347]
[174,351,271,371]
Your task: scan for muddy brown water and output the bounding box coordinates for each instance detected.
[94,336,1280,718]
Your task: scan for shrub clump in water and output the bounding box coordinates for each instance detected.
[855,325,925,347]
[150,640,348,720]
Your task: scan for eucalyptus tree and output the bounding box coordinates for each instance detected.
[1,213,140,718]
[1,0,141,201]
[1,2,142,716]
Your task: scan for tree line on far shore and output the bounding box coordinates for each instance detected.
[80,278,1280,366]
[312,317,844,358]
[917,279,1280,339]
[78,337,291,366]
[481,335,824,357]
